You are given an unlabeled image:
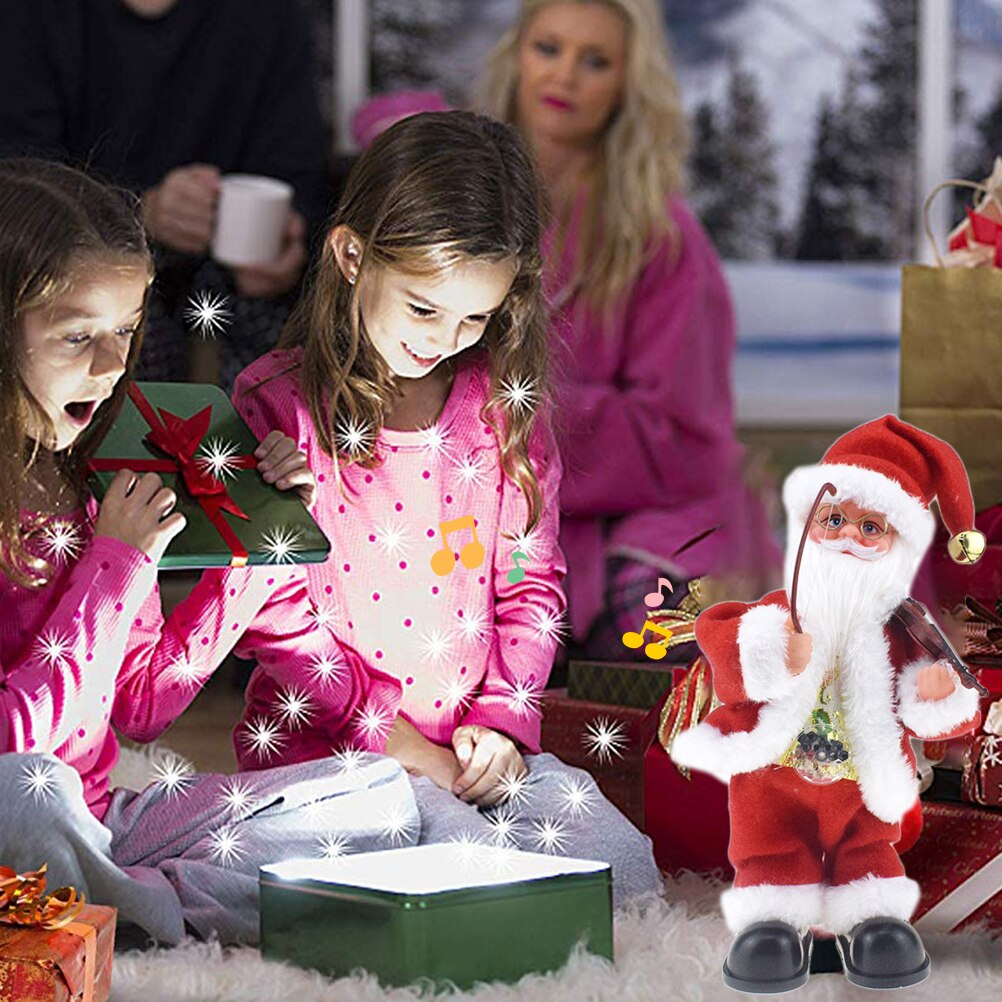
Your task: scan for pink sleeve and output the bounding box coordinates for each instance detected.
[0,535,155,754]
[459,414,567,752]
[232,361,300,445]
[559,200,738,515]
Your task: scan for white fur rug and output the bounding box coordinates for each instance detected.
[108,747,1002,1002]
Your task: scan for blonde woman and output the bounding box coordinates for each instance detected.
[480,0,778,656]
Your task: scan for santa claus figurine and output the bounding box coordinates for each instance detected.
[672,415,985,993]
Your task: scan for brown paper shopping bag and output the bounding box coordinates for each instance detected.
[900,181,1002,514]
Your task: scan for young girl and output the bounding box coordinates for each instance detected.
[234,112,661,904]
[0,158,417,945]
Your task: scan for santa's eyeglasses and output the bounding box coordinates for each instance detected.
[813,504,889,540]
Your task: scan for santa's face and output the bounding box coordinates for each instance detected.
[807,499,896,559]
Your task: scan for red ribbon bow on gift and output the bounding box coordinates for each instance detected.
[89,384,258,566]
[949,207,1002,268]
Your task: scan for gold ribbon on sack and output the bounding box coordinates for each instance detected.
[0,865,95,1002]
[648,578,704,650]
[657,654,717,780]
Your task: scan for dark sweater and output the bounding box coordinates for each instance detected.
[0,0,330,234]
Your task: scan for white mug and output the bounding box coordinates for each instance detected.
[211,174,293,267]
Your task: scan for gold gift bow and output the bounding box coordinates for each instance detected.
[0,865,95,1002]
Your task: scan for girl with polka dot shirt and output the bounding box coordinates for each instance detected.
[233,113,661,905]
[0,159,419,946]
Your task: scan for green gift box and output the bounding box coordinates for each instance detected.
[260,844,613,989]
[87,382,330,569]
[567,660,677,709]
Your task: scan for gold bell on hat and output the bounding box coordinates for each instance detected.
[948,530,987,564]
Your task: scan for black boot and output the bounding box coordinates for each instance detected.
[722,921,813,994]
[836,917,930,989]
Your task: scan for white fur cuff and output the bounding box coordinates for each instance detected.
[824,876,920,935]
[669,724,735,783]
[738,603,802,703]
[721,882,824,934]
[896,660,981,739]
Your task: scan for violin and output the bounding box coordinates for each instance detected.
[890,597,989,697]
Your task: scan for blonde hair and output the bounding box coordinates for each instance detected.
[269,112,550,533]
[477,0,689,313]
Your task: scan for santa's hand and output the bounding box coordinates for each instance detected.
[917,660,958,701]
[784,615,813,676]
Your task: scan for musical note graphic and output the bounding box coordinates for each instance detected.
[507,551,529,584]
[622,619,674,661]
[429,516,485,577]
[644,577,674,609]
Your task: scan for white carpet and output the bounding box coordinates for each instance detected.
[108,748,1002,1002]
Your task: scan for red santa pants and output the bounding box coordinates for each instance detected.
[728,765,904,889]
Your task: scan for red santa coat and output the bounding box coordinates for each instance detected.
[672,589,981,824]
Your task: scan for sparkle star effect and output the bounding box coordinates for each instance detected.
[260,526,305,564]
[20,760,57,804]
[419,629,454,667]
[218,777,256,819]
[196,438,243,482]
[380,804,418,846]
[558,776,597,818]
[306,650,346,689]
[373,519,410,560]
[486,805,523,847]
[508,527,538,561]
[317,833,351,860]
[532,817,568,855]
[453,452,488,488]
[308,602,338,631]
[166,653,206,689]
[207,827,245,867]
[39,521,83,565]
[499,375,538,415]
[502,679,543,719]
[355,702,392,745]
[332,746,365,777]
[495,767,532,807]
[35,630,71,671]
[335,416,374,459]
[152,754,195,799]
[418,423,454,462]
[184,290,232,339]
[582,716,628,764]
[240,716,286,762]
[455,607,490,645]
[450,833,487,866]
[531,607,568,644]
[438,673,476,712]
[274,686,315,730]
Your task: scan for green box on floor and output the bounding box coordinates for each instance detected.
[88,382,330,569]
[259,845,613,989]
[567,660,676,709]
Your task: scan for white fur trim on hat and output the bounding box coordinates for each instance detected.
[721,882,824,934]
[738,603,806,703]
[824,876,921,935]
[896,660,981,739]
[783,463,935,557]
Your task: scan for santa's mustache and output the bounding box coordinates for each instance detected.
[817,535,887,561]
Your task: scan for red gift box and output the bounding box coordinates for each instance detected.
[906,801,1002,932]
[0,904,115,1002]
[961,734,1002,807]
[540,689,649,829]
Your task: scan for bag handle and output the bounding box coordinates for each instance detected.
[923,179,1002,266]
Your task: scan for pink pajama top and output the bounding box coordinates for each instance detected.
[1,506,371,819]
[232,347,567,767]
[546,195,780,639]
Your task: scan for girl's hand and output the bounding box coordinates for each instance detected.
[256,431,316,506]
[94,469,186,563]
[451,725,526,807]
[385,715,462,791]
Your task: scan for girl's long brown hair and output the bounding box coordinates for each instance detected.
[276,111,550,532]
[0,158,152,587]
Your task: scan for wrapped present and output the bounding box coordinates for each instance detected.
[566,661,676,709]
[961,733,1002,807]
[88,382,330,569]
[540,689,650,828]
[644,656,732,875]
[260,845,612,989]
[908,801,1002,932]
[0,866,115,1002]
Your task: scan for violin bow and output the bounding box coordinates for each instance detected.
[789,482,837,634]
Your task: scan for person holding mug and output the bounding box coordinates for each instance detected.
[478,0,779,657]
[0,0,329,390]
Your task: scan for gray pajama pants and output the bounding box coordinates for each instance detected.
[1,751,660,946]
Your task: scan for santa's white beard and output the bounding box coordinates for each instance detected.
[783,535,921,657]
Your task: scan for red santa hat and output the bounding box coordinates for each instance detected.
[783,415,985,563]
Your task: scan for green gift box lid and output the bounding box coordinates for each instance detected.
[87,381,330,569]
[259,844,613,989]
[567,660,677,709]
